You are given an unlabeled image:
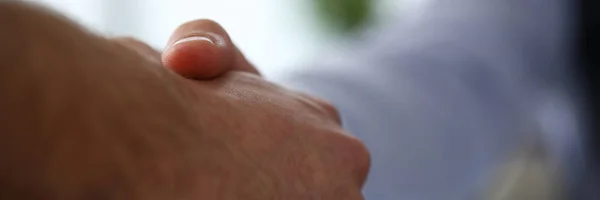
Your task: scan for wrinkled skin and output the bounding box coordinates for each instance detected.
[0,2,369,200]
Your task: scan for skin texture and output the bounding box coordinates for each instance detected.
[0,2,369,200]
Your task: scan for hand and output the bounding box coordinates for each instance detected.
[0,2,369,200]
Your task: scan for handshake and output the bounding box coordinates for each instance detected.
[0,2,369,200]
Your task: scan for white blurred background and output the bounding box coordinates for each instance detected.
[29,0,423,78]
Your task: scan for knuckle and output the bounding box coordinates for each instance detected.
[317,98,342,124]
[334,132,371,186]
[296,92,342,124]
[345,192,366,200]
[333,186,365,200]
[348,136,371,184]
[321,127,370,186]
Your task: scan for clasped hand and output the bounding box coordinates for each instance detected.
[0,2,369,200]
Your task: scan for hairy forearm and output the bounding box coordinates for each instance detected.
[0,2,204,199]
[0,2,370,200]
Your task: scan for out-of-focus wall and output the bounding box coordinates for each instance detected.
[30,0,415,78]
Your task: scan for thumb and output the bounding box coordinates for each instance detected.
[162,19,259,79]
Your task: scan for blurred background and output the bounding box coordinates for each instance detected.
[28,0,426,78]
[16,1,584,199]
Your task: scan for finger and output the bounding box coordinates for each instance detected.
[163,19,259,79]
[111,37,161,64]
[295,92,342,125]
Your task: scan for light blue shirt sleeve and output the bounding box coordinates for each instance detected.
[278,0,583,199]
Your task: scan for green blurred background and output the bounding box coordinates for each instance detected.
[312,0,375,35]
